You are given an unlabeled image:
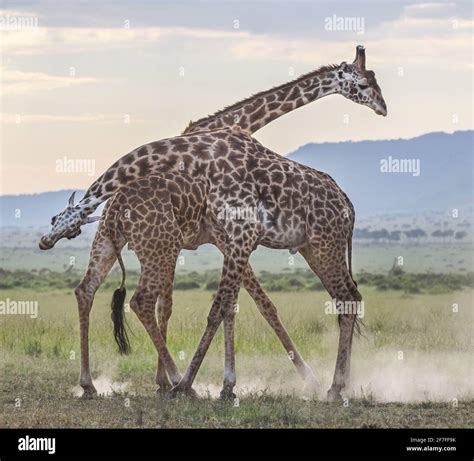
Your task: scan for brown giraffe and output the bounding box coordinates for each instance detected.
[75,165,316,396]
[76,172,212,395]
[40,47,385,400]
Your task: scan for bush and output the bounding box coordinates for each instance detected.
[1,269,473,294]
[204,280,220,291]
[174,280,200,290]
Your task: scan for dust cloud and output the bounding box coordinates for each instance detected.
[71,351,472,402]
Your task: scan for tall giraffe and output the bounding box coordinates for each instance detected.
[183,46,386,136]
[41,127,363,400]
[76,168,317,396]
[40,48,385,399]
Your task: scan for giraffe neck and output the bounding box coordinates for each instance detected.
[184,64,342,135]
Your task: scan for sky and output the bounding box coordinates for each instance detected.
[0,0,473,194]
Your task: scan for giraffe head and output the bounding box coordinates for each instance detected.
[337,45,387,116]
[38,192,100,250]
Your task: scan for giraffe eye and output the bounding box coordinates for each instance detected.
[358,84,368,90]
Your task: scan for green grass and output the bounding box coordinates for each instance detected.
[1,287,473,428]
[1,241,472,273]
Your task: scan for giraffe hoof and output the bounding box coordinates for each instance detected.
[81,385,97,398]
[168,384,198,399]
[219,388,237,401]
[304,376,321,395]
[326,388,343,402]
[155,382,173,394]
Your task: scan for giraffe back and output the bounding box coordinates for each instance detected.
[103,172,211,254]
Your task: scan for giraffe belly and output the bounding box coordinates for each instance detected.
[257,213,307,250]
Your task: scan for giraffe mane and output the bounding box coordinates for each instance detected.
[184,64,341,133]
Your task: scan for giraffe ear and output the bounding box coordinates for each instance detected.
[67,191,76,207]
[85,215,101,224]
[353,45,366,71]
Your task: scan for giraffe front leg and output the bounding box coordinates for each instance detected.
[220,298,237,400]
[174,223,259,399]
[155,290,173,392]
[170,300,222,396]
[129,286,182,389]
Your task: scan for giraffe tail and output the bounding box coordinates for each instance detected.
[108,214,131,355]
[347,234,356,286]
[347,232,366,338]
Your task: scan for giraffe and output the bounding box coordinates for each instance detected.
[75,166,317,396]
[40,126,362,400]
[76,172,211,395]
[183,46,386,136]
[39,47,386,399]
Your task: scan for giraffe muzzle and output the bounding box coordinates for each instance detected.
[38,237,54,250]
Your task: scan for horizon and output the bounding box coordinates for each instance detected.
[1,0,473,194]
[0,128,470,196]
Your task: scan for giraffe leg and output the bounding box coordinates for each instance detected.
[173,225,259,399]
[74,225,124,396]
[300,244,361,401]
[210,229,318,390]
[129,268,182,387]
[155,277,174,391]
[241,265,319,391]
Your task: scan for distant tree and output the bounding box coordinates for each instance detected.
[372,228,389,242]
[455,231,467,240]
[431,229,454,242]
[404,228,427,243]
[388,230,401,241]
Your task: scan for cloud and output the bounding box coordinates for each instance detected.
[0,112,155,123]
[229,33,473,69]
[404,2,457,14]
[0,67,98,95]
[1,24,249,55]
[229,2,473,69]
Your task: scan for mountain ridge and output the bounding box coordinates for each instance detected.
[1,130,472,227]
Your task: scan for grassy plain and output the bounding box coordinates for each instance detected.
[1,286,472,428]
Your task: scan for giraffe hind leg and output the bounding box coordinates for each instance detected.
[299,243,362,401]
[210,225,319,392]
[74,223,125,396]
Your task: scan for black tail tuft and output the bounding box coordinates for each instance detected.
[111,287,131,355]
